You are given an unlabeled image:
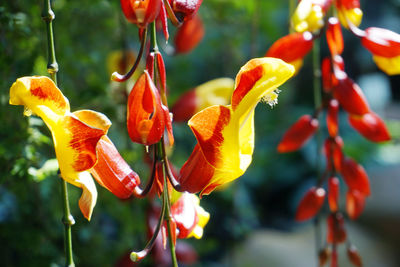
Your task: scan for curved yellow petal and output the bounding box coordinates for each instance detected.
[338,8,363,29]
[195,78,235,112]
[291,0,324,33]
[74,171,98,221]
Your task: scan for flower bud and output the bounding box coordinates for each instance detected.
[341,157,370,196]
[336,0,363,28]
[346,190,365,220]
[169,0,203,22]
[348,112,391,142]
[120,0,162,28]
[333,76,370,116]
[324,136,344,172]
[295,187,326,222]
[277,115,319,153]
[326,99,339,137]
[327,212,347,244]
[328,176,340,212]
[326,17,344,55]
[347,244,363,267]
[361,27,400,58]
[319,247,331,266]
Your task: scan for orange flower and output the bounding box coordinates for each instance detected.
[174,15,204,54]
[295,187,326,222]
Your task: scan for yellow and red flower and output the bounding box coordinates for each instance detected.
[10,76,140,220]
[179,58,295,196]
[291,0,332,33]
[120,0,162,28]
[335,0,363,29]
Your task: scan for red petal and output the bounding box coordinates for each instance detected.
[318,248,331,267]
[120,0,162,28]
[333,77,370,116]
[146,52,155,79]
[158,1,169,41]
[127,71,166,145]
[327,99,339,137]
[171,90,197,122]
[188,105,231,166]
[328,176,340,212]
[361,27,400,58]
[295,187,326,222]
[179,144,215,195]
[265,32,313,62]
[336,0,360,9]
[156,52,167,92]
[346,190,366,220]
[277,115,319,153]
[174,15,204,54]
[347,245,363,267]
[91,137,140,199]
[326,17,344,55]
[327,212,347,244]
[348,112,391,142]
[341,157,370,196]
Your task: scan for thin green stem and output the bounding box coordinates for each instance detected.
[289,0,296,33]
[42,1,75,266]
[150,21,178,266]
[312,38,322,267]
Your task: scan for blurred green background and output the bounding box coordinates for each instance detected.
[1,0,400,266]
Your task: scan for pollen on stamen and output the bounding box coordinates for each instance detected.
[261,89,281,108]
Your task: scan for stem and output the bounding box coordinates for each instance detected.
[162,156,178,267]
[312,38,322,267]
[289,0,296,33]
[150,22,178,265]
[42,1,75,266]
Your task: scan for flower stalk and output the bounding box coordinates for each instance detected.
[42,1,75,266]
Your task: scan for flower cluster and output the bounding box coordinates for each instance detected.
[265,0,396,265]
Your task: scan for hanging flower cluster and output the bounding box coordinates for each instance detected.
[265,0,395,266]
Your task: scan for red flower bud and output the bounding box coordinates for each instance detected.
[326,17,344,55]
[361,27,400,58]
[341,157,370,196]
[265,32,313,63]
[333,76,370,116]
[324,136,344,172]
[327,212,347,244]
[347,244,363,267]
[175,15,204,54]
[346,190,365,220]
[120,0,162,28]
[295,187,326,222]
[277,115,319,153]
[322,56,345,92]
[348,112,391,142]
[336,0,360,9]
[91,137,141,199]
[127,71,173,146]
[169,0,203,22]
[319,247,331,266]
[327,99,339,137]
[328,176,340,212]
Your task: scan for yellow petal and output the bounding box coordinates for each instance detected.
[74,171,98,220]
[338,8,363,29]
[373,55,400,75]
[195,78,235,112]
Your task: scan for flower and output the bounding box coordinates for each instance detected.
[120,0,162,28]
[170,192,210,239]
[265,32,313,73]
[179,58,295,196]
[336,0,363,29]
[127,71,174,146]
[291,0,332,33]
[168,0,203,22]
[171,77,234,122]
[10,76,140,220]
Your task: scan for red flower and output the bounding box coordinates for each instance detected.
[120,0,162,28]
[326,17,344,55]
[327,213,347,244]
[328,176,340,212]
[346,190,365,220]
[333,76,370,116]
[295,186,326,222]
[348,112,391,142]
[326,99,339,137]
[277,115,319,153]
[341,157,370,196]
[127,71,173,146]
